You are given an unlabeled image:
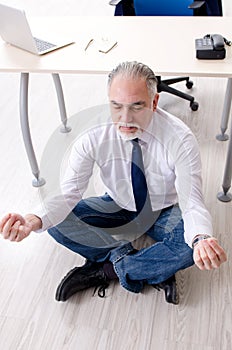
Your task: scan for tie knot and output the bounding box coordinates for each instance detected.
[131,138,139,145]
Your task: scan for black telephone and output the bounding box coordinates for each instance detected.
[195,34,227,59]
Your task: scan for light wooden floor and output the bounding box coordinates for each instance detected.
[0,2,232,350]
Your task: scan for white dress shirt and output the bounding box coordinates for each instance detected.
[35,107,212,247]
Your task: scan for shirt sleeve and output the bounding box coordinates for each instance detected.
[171,131,213,247]
[34,133,95,232]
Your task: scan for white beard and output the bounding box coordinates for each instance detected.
[116,122,143,141]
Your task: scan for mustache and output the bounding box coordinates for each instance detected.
[117,122,140,129]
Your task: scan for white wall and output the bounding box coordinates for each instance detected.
[0,0,114,16]
[222,0,232,15]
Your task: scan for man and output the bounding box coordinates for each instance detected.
[0,61,227,305]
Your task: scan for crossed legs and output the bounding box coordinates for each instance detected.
[48,194,194,295]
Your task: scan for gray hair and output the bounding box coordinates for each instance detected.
[108,61,158,98]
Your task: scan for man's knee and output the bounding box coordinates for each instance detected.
[72,195,114,218]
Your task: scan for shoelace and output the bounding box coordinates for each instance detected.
[153,284,162,291]
[93,281,110,298]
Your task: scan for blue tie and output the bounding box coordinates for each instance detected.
[131,138,152,218]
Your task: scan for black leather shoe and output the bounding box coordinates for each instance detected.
[153,275,179,305]
[55,260,110,302]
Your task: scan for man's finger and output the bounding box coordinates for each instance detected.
[15,227,28,242]
[0,213,11,232]
[2,216,19,239]
[202,240,221,268]
[207,239,227,263]
[199,244,213,270]
[9,213,25,225]
[194,242,213,270]
[194,248,206,270]
[9,220,21,242]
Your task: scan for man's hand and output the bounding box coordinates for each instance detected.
[193,237,227,270]
[0,213,42,242]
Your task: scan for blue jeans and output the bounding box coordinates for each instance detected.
[48,194,194,293]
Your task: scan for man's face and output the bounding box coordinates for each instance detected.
[109,75,159,140]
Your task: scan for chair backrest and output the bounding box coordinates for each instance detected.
[134,0,223,16]
[205,0,222,15]
[134,0,194,16]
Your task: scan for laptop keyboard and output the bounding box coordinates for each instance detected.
[34,37,56,52]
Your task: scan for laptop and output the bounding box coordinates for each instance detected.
[0,3,74,55]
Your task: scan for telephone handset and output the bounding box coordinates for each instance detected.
[195,34,231,59]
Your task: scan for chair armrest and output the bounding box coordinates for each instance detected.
[188,1,205,9]
[109,0,121,5]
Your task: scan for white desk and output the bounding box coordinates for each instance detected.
[0,16,232,200]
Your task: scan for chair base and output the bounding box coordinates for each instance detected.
[157,76,199,111]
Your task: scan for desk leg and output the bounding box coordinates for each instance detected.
[216,78,232,141]
[52,74,72,133]
[20,73,45,187]
[217,115,232,202]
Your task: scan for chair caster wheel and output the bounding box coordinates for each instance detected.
[186,80,193,89]
[190,101,199,111]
